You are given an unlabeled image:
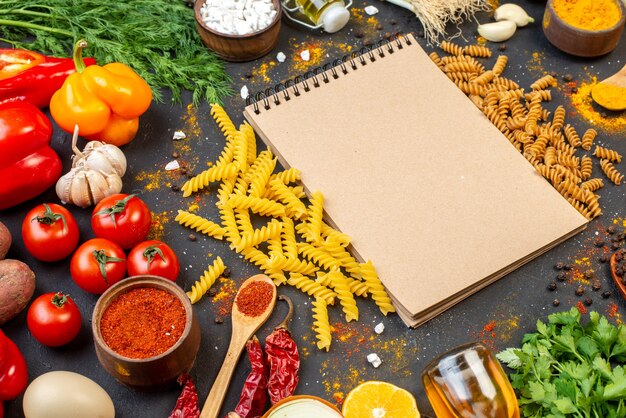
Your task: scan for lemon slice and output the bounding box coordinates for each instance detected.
[342,381,421,418]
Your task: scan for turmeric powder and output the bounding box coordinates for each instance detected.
[592,83,626,111]
[553,0,622,31]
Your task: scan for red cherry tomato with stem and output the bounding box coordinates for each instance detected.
[0,329,28,401]
[70,238,127,294]
[21,203,79,261]
[127,240,180,281]
[91,194,152,249]
[27,292,82,347]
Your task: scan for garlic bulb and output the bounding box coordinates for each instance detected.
[494,4,534,27]
[478,20,517,42]
[78,141,127,176]
[56,126,124,208]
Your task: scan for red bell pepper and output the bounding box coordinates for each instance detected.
[0,101,62,210]
[0,48,96,108]
[0,329,28,401]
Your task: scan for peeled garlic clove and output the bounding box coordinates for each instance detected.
[494,4,534,27]
[478,20,517,42]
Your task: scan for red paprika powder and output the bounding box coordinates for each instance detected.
[100,287,186,359]
[235,281,274,317]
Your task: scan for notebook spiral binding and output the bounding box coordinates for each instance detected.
[245,33,413,114]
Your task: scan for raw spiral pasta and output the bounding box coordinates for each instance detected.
[581,129,597,151]
[227,195,286,217]
[463,45,492,58]
[280,217,299,259]
[600,159,624,185]
[187,257,226,304]
[270,167,301,185]
[563,124,582,148]
[287,273,336,305]
[320,270,358,322]
[248,155,277,197]
[269,178,307,219]
[297,242,341,270]
[492,55,508,76]
[312,297,332,351]
[593,145,622,163]
[530,75,557,90]
[428,51,443,68]
[182,162,240,197]
[444,61,481,73]
[235,218,282,251]
[551,105,566,130]
[267,254,318,275]
[439,40,464,56]
[210,104,237,139]
[580,178,604,192]
[175,210,226,240]
[360,261,395,315]
[580,156,593,180]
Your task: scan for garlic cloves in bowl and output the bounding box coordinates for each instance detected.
[56,125,125,208]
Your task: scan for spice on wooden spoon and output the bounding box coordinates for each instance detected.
[592,64,626,111]
[199,274,277,418]
[609,248,626,300]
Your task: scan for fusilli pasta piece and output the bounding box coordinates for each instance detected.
[439,40,464,56]
[297,242,341,270]
[182,162,240,197]
[463,45,492,58]
[210,104,237,140]
[227,195,286,217]
[187,257,225,304]
[581,129,597,151]
[580,156,593,180]
[267,254,318,275]
[594,145,622,163]
[269,178,307,219]
[530,75,557,90]
[312,297,332,351]
[175,210,225,240]
[580,178,604,192]
[492,55,508,76]
[360,261,395,315]
[600,159,624,185]
[321,269,358,322]
[287,273,336,305]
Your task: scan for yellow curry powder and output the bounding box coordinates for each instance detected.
[553,0,621,31]
[591,83,626,110]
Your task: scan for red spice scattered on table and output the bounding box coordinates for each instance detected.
[576,300,588,315]
[100,287,186,359]
[235,281,274,317]
[484,321,496,333]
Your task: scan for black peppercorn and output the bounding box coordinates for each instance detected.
[550,71,558,78]
[612,242,621,250]
[616,251,623,261]
[594,238,605,247]
[245,72,254,79]
[607,225,616,234]
[180,167,187,175]
[563,264,572,271]
[171,184,180,192]
[364,39,373,47]
[188,233,196,242]
[557,272,567,281]
[390,19,397,25]
[355,31,364,38]
[553,299,560,306]
[602,291,612,298]
[571,87,578,94]
[592,280,601,291]
[584,297,593,306]
[187,172,194,179]
[222,267,231,278]
[417,30,425,38]
[563,74,573,82]
[214,316,224,324]
[575,285,585,296]
[555,262,565,270]
[600,254,609,263]
[208,288,217,297]
[584,271,595,280]
[172,152,180,158]
[547,282,557,291]
[376,24,384,31]
[498,44,507,51]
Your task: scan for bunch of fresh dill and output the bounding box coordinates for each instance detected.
[0,0,232,104]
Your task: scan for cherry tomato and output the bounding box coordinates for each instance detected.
[127,240,180,281]
[0,329,28,401]
[70,238,127,294]
[27,292,82,347]
[91,194,152,249]
[21,203,79,261]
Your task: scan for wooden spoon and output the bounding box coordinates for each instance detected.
[199,274,277,418]
[609,249,626,301]
[591,64,626,111]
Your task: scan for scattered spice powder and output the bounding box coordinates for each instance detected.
[213,277,237,317]
[148,211,171,241]
[235,281,274,316]
[100,287,186,359]
[568,76,626,133]
[576,300,588,314]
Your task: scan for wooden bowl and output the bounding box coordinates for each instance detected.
[92,276,201,390]
[194,0,282,62]
[543,0,626,57]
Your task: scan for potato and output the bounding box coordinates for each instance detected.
[0,259,35,325]
[0,221,10,260]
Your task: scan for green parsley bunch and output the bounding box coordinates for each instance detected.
[497,308,626,418]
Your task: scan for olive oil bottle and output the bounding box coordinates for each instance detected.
[292,0,350,33]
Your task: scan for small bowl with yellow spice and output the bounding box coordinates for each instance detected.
[543,0,626,57]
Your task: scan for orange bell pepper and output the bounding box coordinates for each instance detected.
[50,40,152,146]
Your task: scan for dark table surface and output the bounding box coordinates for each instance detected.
[2,0,626,416]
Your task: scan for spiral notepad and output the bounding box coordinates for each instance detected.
[244,34,588,327]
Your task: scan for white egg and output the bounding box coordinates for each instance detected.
[23,371,115,418]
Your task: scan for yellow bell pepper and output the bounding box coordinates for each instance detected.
[50,40,152,146]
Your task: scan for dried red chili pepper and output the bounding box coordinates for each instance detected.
[265,295,300,405]
[233,336,268,418]
[169,374,201,418]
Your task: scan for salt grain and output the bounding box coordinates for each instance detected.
[165,160,180,171]
[200,0,277,36]
[367,353,382,368]
[276,51,286,63]
[241,85,249,99]
[300,50,310,61]
[172,131,186,140]
[364,5,379,15]
[374,322,385,334]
